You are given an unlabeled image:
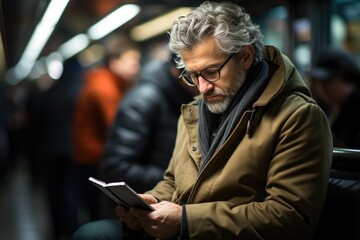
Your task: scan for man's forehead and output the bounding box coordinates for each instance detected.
[180,39,226,70]
[181,38,223,55]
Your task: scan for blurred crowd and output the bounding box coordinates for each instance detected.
[0,32,197,240]
[0,31,359,240]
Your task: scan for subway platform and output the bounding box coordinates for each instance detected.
[0,157,52,240]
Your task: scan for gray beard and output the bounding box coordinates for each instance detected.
[205,94,233,114]
[205,68,246,114]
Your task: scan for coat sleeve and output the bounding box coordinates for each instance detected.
[146,113,189,202]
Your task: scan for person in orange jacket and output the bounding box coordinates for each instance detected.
[72,35,141,223]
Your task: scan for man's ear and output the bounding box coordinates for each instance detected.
[240,45,255,70]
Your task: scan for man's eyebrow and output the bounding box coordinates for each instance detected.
[185,62,222,74]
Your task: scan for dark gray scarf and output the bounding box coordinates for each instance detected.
[198,60,270,167]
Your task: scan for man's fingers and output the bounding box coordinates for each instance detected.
[115,206,127,216]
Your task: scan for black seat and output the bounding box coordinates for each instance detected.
[313,148,360,240]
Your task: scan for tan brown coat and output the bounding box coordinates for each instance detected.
[148,46,333,239]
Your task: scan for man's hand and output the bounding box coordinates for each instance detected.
[131,201,182,240]
[139,193,158,205]
[115,194,158,230]
[116,205,142,230]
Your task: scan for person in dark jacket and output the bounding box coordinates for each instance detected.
[309,47,360,149]
[98,54,197,217]
[35,57,84,239]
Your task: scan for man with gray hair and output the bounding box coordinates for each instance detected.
[72,1,332,239]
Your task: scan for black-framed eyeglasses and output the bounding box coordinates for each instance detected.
[178,53,237,87]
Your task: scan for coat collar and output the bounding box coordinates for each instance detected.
[254,46,311,107]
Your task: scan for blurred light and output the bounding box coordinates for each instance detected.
[294,43,311,73]
[46,52,64,80]
[47,59,64,80]
[88,4,140,40]
[331,15,346,47]
[14,60,33,80]
[57,4,139,61]
[5,68,18,85]
[58,34,90,59]
[293,18,311,42]
[43,0,71,26]
[17,25,54,69]
[130,7,191,42]
[8,2,140,84]
[29,59,47,80]
[11,0,70,82]
[78,44,105,67]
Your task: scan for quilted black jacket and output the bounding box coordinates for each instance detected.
[100,59,195,193]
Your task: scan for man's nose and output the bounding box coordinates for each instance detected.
[197,76,213,94]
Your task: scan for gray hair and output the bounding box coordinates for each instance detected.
[169,1,264,68]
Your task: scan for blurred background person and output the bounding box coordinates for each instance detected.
[34,57,84,240]
[23,65,59,187]
[309,47,360,149]
[98,53,197,218]
[72,34,141,223]
[0,85,9,184]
